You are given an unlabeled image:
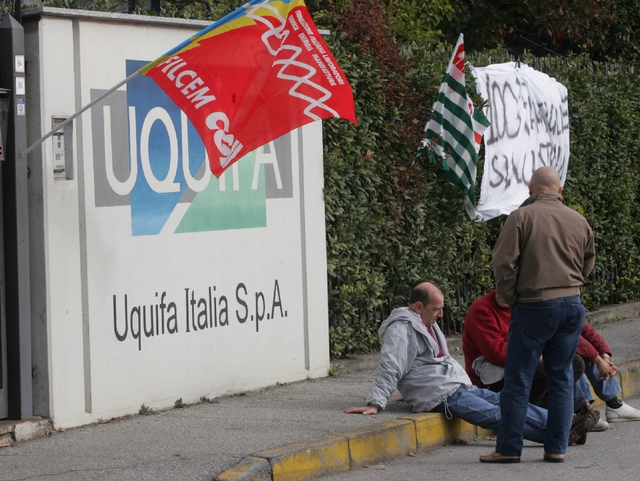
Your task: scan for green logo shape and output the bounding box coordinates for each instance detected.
[175,151,266,233]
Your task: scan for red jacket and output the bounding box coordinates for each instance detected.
[462,290,611,387]
[462,290,510,387]
[578,323,611,361]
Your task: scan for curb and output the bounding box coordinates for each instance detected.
[587,301,640,325]
[215,415,481,481]
[215,360,640,481]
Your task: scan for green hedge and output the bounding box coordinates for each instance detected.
[549,59,640,310]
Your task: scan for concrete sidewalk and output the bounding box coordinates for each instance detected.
[0,303,639,481]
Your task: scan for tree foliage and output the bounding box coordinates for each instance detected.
[440,0,640,62]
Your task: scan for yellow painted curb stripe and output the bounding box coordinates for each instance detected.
[346,419,417,468]
[257,435,350,481]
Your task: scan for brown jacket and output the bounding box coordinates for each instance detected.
[492,191,596,306]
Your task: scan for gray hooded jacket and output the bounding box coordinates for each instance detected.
[366,307,472,412]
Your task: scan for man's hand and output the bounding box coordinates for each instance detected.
[603,356,618,377]
[344,405,379,415]
[595,355,617,380]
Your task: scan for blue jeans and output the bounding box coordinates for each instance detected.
[435,386,547,443]
[573,362,622,411]
[497,296,584,456]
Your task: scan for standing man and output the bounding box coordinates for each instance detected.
[483,166,596,463]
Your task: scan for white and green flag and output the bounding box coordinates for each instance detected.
[420,34,490,220]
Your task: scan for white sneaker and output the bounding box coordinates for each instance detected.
[591,417,610,431]
[606,401,640,423]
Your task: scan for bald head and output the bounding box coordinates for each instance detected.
[409,282,442,305]
[529,166,562,195]
[409,282,444,327]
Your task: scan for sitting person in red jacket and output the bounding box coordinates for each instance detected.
[462,290,640,430]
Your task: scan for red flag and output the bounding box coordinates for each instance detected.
[141,0,356,177]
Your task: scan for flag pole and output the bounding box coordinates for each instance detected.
[20,71,140,158]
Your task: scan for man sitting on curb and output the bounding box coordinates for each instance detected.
[344,282,599,462]
[462,289,640,432]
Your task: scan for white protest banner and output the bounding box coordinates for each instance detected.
[472,62,569,220]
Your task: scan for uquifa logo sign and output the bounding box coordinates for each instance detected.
[91,60,294,236]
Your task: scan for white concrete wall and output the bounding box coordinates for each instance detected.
[24,8,330,428]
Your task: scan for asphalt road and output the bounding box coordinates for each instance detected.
[319,401,640,481]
